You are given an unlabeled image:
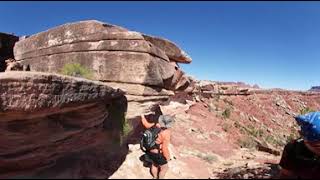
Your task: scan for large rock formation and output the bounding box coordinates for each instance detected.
[0,33,19,72]
[0,71,127,178]
[13,20,191,91]
[13,20,193,132]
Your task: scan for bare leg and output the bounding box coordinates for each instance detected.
[158,164,169,179]
[151,163,159,179]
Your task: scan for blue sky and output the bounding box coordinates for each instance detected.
[1,1,319,90]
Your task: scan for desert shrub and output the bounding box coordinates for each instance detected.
[122,118,133,138]
[223,98,234,106]
[265,135,285,147]
[300,107,315,115]
[238,137,257,149]
[247,125,264,138]
[60,63,93,79]
[222,108,232,119]
[196,153,217,164]
[202,155,216,164]
[286,132,298,143]
[234,121,246,134]
[222,123,232,132]
[265,135,277,145]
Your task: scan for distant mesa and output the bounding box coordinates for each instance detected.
[252,84,260,89]
[213,81,260,89]
[309,86,320,92]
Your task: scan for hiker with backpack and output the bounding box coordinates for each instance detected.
[140,113,175,179]
[279,111,320,178]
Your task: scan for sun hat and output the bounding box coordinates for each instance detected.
[295,111,320,142]
[158,115,175,128]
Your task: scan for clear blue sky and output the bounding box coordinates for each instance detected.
[1,1,319,90]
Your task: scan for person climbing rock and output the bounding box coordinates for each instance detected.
[140,113,175,179]
[279,111,320,179]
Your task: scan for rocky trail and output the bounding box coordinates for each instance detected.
[110,144,279,179]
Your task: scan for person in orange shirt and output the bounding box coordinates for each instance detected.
[141,114,175,179]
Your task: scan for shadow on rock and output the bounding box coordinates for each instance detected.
[5,95,131,179]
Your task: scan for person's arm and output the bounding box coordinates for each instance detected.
[141,115,155,129]
[162,131,171,161]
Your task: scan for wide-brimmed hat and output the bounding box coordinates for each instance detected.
[158,115,175,128]
[295,111,320,142]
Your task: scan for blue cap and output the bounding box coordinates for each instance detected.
[295,111,320,142]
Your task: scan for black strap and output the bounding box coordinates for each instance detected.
[151,125,162,153]
[140,124,161,153]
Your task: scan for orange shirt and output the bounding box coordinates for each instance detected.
[141,115,171,161]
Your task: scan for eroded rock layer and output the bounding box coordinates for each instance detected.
[0,71,127,178]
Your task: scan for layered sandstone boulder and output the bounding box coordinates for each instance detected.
[13,20,190,91]
[0,71,127,178]
[0,33,19,72]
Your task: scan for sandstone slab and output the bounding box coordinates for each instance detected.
[14,20,131,56]
[103,82,174,96]
[15,39,169,62]
[20,51,176,87]
[143,34,192,64]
